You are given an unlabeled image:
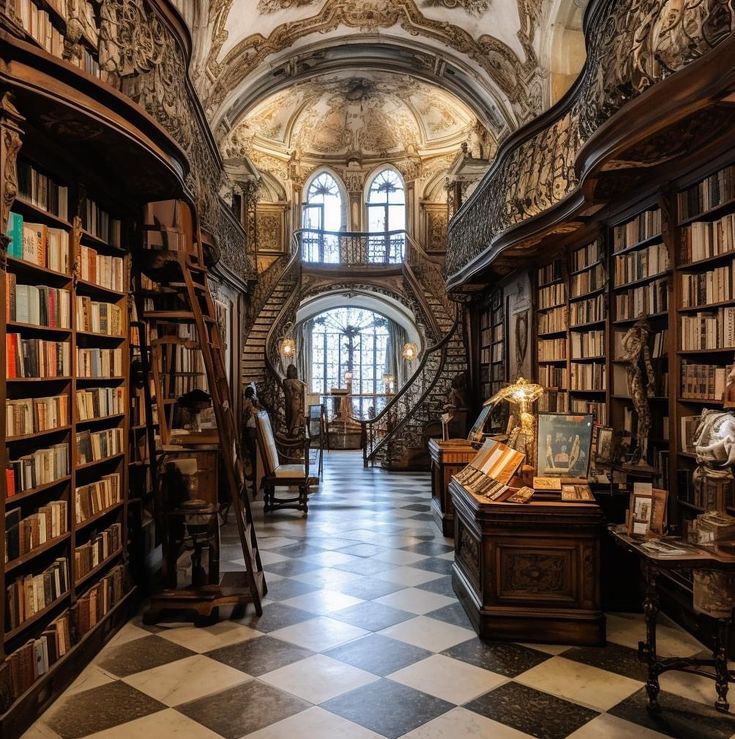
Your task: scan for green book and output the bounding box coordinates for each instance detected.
[6,211,22,258]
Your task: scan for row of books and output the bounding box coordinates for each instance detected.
[82,199,122,248]
[680,213,735,264]
[5,501,68,564]
[6,395,68,437]
[680,362,729,400]
[538,261,563,287]
[613,208,662,253]
[76,347,123,378]
[479,324,503,346]
[614,277,668,320]
[6,213,70,273]
[74,523,122,580]
[570,362,607,390]
[612,329,667,360]
[538,282,566,310]
[570,263,605,299]
[538,390,568,412]
[538,338,566,361]
[538,364,565,388]
[6,336,71,378]
[17,160,68,220]
[79,246,125,292]
[491,344,503,363]
[678,164,735,222]
[680,263,735,307]
[76,297,123,336]
[76,428,124,465]
[680,307,735,351]
[571,241,601,272]
[570,399,607,425]
[7,443,69,496]
[570,294,605,326]
[74,474,122,525]
[6,277,71,328]
[6,611,71,702]
[6,557,69,630]
[680,414,701,453]
[77,387,125,421]
[571,329,605,358]
[76,565,126,638]
[613,242,669,286]
[538,306,567,335]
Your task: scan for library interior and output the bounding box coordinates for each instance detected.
[3,1,735,738]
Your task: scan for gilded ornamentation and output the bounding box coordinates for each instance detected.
[258,0,316,11]
[447,0,735,278]
[422,0,489,13]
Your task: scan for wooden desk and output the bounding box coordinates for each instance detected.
[610,528,735,713]
[428,439,476,537]
[450,479,605,645]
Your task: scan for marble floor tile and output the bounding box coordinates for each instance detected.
[177,680,310,739]
[62,664,116,697]
[325,633,433,676]
[566,712,670,738]
[332,556,397,576]
[321,678,453,739]
[206,634,313,676]
[84,708,223,739]
[415,575,455,597]
[411,557,455,576]
[563,642,649,682]
[280,588,364,615]
[250,577,320,603]
[95,634,196,678]
[374,587,456,615]
[606,612,705,657]
[515,655,643,711]
[257,537,299,550]
[239,602,316,633]
[268,615,368,651]
[243,706,383,739]
[371,549,429,566]
[122,654,251,706]
[442,639,551,678]
[259,653,378,703]
[155,621,261,653]
[301,550,362,567]
[21,723,62,739]
[337,543,387,558]
[401,541,454,557]
[379,616,476,652]
[330,600,413,631]
[464,682,599,739]
[424,602,473,629]
[43,681,167,739]
[376,566,444,587]
[401,706,534,738]
[389,654,508,704]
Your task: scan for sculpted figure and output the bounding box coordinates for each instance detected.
[282,364,305,437]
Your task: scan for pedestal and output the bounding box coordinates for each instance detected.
[428,439,476,537]
[450,480,606,645]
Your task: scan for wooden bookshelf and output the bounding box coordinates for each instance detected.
[1,155,133,716]
[536,257,568,414]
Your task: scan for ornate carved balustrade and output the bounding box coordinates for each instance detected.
[295,229,406,266]
[447,0,735,284]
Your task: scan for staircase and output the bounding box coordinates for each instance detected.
[244,230,467,470]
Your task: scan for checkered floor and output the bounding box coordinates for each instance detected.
[25,452,735,738]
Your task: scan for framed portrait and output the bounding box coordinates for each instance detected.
[629,489,653,536]
[537,413,594,478]
[594,426,614,467]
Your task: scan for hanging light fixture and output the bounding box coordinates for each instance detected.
[401,342,418,361]
[279,337,296,360]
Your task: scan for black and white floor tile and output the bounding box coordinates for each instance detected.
[24,452,735,738]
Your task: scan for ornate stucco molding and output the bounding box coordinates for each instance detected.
[446,0,735,280]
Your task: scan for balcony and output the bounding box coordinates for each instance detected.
[295,229,406,267]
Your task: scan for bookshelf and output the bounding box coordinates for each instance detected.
[1,157,134,714]
[536,257,568,414]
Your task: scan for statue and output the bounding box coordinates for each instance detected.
[282,364,305,437]
[444,372,469,438]
[621,316,656,466]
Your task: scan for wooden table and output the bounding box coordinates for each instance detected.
[450,480,605,645]
[428,439,476,537]
[610,528,735,713]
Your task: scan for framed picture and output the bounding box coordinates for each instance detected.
[594,426,614,466]
[537,413,594,478]
[506,272,533,382]
[468,403,493,443]
[629,488,653,536]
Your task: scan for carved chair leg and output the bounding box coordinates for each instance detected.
[714,617,731,712]
[301,483,308,515]
[639,564,661,713]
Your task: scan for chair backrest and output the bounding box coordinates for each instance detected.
[255,410,280,474]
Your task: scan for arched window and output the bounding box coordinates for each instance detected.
[302,171,344,262]
[367,168,405,263]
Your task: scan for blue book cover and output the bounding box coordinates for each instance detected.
[6,211,22,258]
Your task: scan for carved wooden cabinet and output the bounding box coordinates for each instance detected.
[450,480,605,645]
[428,439,476,537]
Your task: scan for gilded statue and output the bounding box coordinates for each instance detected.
[621,316,656,466]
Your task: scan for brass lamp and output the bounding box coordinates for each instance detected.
[489,377,545,469]
[279,337,296,360]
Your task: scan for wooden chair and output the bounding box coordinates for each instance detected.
[255,411,311,515]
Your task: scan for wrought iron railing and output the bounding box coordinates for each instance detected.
[295,229,406,265]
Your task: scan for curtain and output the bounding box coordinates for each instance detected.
[385,322,409,389]
[295,319,312,390]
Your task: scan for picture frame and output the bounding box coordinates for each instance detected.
[536,413,594,478]
[594,425,614,467]
[629,488,653,536]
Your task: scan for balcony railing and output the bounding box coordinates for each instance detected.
[295,229,406,266]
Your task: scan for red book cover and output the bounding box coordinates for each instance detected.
[48,289,56,328]
[6,468,16,497]
[6,333,17,378]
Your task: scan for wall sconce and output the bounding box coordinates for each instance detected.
[279,337,296,360]
[401,342,418,361]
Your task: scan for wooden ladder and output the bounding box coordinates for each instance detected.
[136,201,265,617]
